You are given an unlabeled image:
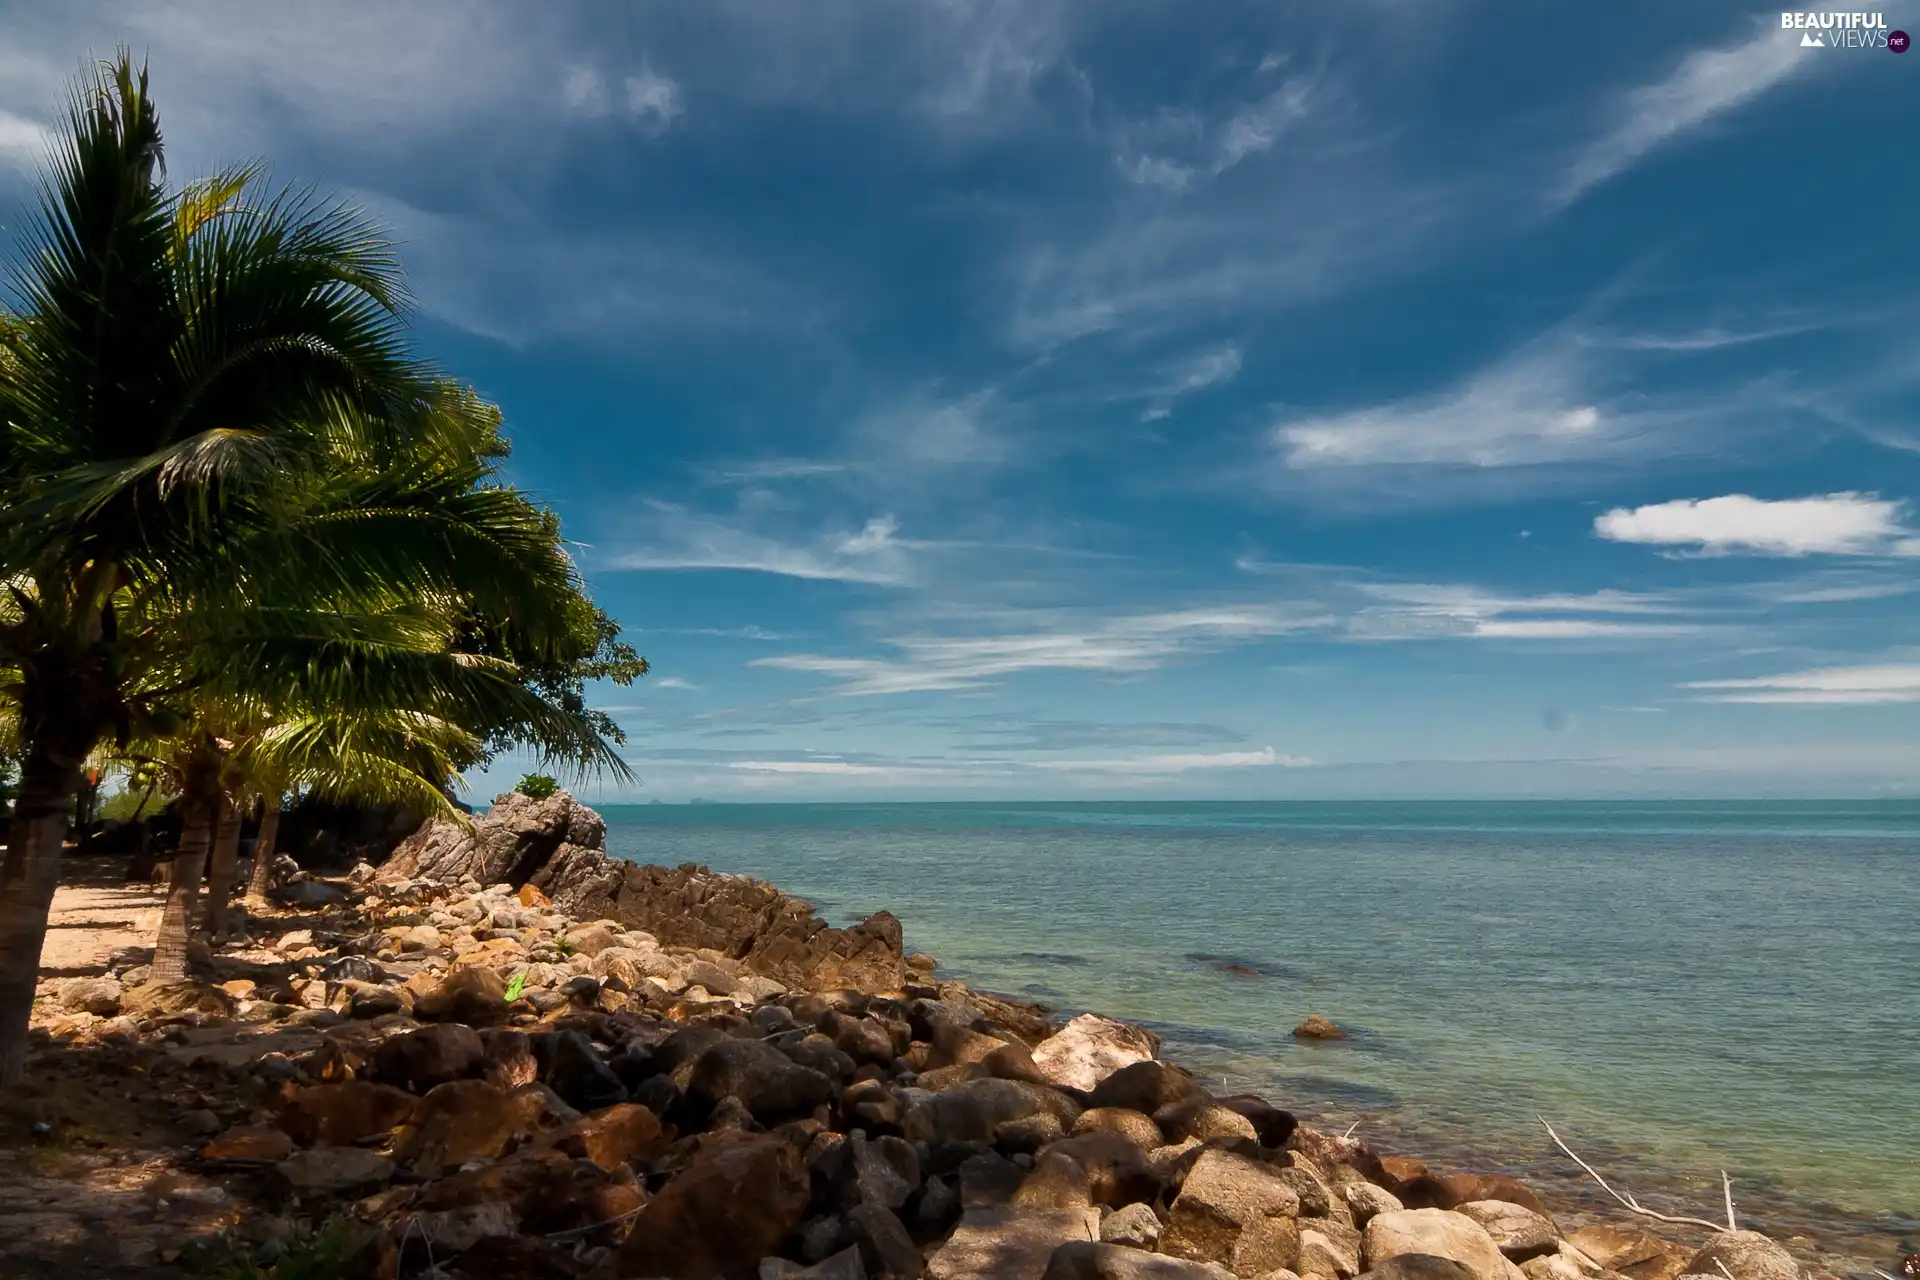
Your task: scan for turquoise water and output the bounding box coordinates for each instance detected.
[600,801,1919,1264]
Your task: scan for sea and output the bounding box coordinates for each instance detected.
[596,800,1919,1272]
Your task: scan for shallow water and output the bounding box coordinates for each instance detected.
[599,800,1920,1270]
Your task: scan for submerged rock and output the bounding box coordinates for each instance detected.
[1293,1015,1347,1041]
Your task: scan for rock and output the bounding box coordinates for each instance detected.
[518,881,552,908]
[847,1202,923,1278]
[1453,1203,1559,1263]
[394,1079,519,1173]
[1215,1096,1298,1149]
[201,1125,295,1163]
[1519,1255,1587,1280]
[1154,1096,1259,1144]
[179,1108,222,1137]
[1357,1257,1480,1280]
[480,1027,539,1089]
[371,1022,484,1092]
[1300,1221,1365,1280]
[1042,1131,1159,1209]
[1344,1184,1405,1228]
[1293,1016,1347,1041]
[1680,1233,1797,1280]
[1063,1105,1158,1147]
[1043,1241,1235,1279]
[414,966,511,1026]
[1014,1151,1093,1210]
[277,1081,418,1146]
[1564,1227,1694,1280]
[1401,1176,1545,1217]
[907,1078,1081,1146]
[535,1028,628,1112]
[1031,1015,1160,1092]
[925,1205,1102,1280]
[1279,1165,1348,1225]
[551,1102,669,1169]
[407,1201,520,1255]
[282,880,347,907]
[996,1112,1068,1154]
[1234,1217,1305,1276]
[1086,1061,1205,1115]
[274,1146,395,1194]
[1160,1148,1302,1268]
[851,1133,922,1210]
[689,1037,837,1123]
[1101,1202,1163,1247]
[764,1247,871,1280]
[398,923,443,952]
[960,1151,1028,1209]
[121,981,235,1018]
[382,788,606,888]
[1363,1210,1509,1280]
[58,977,123,1016]
[619,1131,811,1280]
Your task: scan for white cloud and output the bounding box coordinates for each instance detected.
[1214,81,1315,174]
[1347,583,1705,642]
[1142,344,1242,421]
[1595,493,1919,557]
[653,676,699,690]
[754,606,1317,695]
[611,502,914,585]
[562,67,609,116]
[0,109,52,172]
[1684,663,1920,705]
[625,63,683,131]
[1554,21,1808,209]
[1032,747,1310,773]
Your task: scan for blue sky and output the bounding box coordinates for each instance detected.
[4,1,1918,799]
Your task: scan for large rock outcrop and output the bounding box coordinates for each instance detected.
[381,791,906,993]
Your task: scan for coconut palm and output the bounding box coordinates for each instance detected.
[0,57,630,1079]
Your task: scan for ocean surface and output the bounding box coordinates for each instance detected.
[598,800,1919,1269]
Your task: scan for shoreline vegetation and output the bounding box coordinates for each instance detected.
[13,788,1902,1279]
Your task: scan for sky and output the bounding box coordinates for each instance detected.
[3,1,1918,801]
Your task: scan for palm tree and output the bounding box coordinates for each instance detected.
[0,57,628,1079]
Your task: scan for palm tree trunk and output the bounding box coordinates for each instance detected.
[149,758,222,986]
[201,798,242,940]
[0,752,84,1085]
[244,796,282,908]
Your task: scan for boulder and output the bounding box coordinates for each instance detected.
[619,1131,812,1280]
[371,1022,484,1092]
[479,1027,539,1089]
[1293,1016,1346,1041]
[1086,1061,1205,1115]
[1100,1202,1163,1247]
[201,1125,295,1163]
[1680,1233,1798,1280]
[846,1202,923,1278]
[1159,1148,1302,1268]
[851,1133,922,1210]
[906,1078,1081,1146]
[688,1037,837,1123]
[1564,1227,1694,1280]
[1153,1096,1259,1144]
[550,1102,669,1169]
[58,977,123,1016]
[1363,1210,1509,1280]
[1357,1257,1480,1280]
[122,981,235,1018]
[925,1205,1102,1280]
[534,1028,627,1112]
[414,966,511,1026]
[274,1146,395,1194]
[393,1079,519,1174]
[1344,1184,1405,1228]
[1300,1221,1365,1280]
[1043,1241,1235,1279]
[381,788,606,888]
[1215,1095,1297,1149]
[1453,1202,1558,1263]
[276,1081,418,1147]
[762,1248,871,1279]
[1071,1108,1163,1149]
[1031,1015,1159,1092]
[1042,1131,1160,1208]
[1013,1151,1094,1210]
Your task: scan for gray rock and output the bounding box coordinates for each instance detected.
[762,1247,871,1279]
[59,977,123,1016]
[853,1133,922,1210]
[1160,1148,1303,1266]
[847,1202,922,1278]
[689,1037,837,1123]
[274,1147,395,1194]
[1363,1210,1509,1280]
[1043,1240,1236,1279]
[1030,1015,1159,1092]
[1344,1184,1405,1228]
[1681,1232,1798,1280]
[1453,1201,1559,1262]
[1100,1202,1164,1248]
[925,1206,1101,1280]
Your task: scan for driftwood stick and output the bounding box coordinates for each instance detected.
[1722,1170,1738,1231]
[1538,1116,1732,1234]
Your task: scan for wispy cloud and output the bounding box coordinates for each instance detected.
[1347,583,1707,642]
[610,503,915,585]
[652,676,699,690]
[1115,76,1317,192]
[1031,747,1310,773]
[1553,19,1808,209]
[1141,345,1243,422]
[0,109,51,172]
[1685,663,1920,705]
[1596,493,1920,557]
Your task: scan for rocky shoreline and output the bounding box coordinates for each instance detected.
[18,791,1862,1280]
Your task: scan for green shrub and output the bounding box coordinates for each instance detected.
[515,773,559,800]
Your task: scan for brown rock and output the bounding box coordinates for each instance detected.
[479,1027,539,1088]
[1160,1148,1303,1267]
[277,1081,418,1147]
[1071,1107,1163,1148]
[1300,1220,1365,1280]
[122,981,236,1019]
[447,1233,578,1280]
[618,1131,811,1280]
[1680,1233,1798,1280]
[394,1080,519,1174]
[415,966,511,1026]
[1153,1096,1259,1144]
[201,1125,296,1163]
[1235,1215,1305,1275]
[274,1146,396,1194]
[551,1102,669,1170]
[518,882,552,908]
[1565,1226,1694,1280]
[1293,1015,1347,1041]
[1015,1150,1094,1210]
[1043,1131,1160,1208]
[372,1022,485,1092]
[1085,1060,1206,1115]
[1043,1240,1234,1278]
[925,1206,1102,1280]
[687,1037,836,1123]
[1363,1210,1509,1280]
[847,1201,923,1278]
[1453,1201,1559,1262]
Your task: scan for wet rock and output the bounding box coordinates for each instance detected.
[1363,1210,1509,1280]
[1680,1233,1798,1280]
[1401,1175,1545,1217]
[1454,1202,1558,1263]
[277,1081,418,1146]
[274,1146,396,1194]
[924,1205,1102,1280]
[1100,1201,1163,1247]
[847,1202,922,1278]
[1159,1148,1302,1268]
[371,1022,484,1092]
[58,977,123,1016]
[1070,1107,1163,1148]
[1043,1241,1235,1279]
[1031,1015,1160,1092]
[1293,1015,1347,1041]
[619,1131,812,1280]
